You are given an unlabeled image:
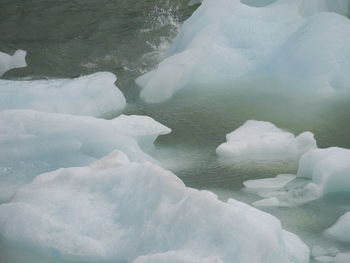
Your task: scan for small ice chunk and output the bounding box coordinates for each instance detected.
[216,120,317,162]
[188,0,202,6]
[133,252,223,263]
[253,197,280,207]
[244,174,296,190]
[297,147,350,195]
[312,245,329,258]
[334,253,350,263]
[314,256,335,262]
[326,212,350,242]
[0,72,126,117]
[0,50,27,76]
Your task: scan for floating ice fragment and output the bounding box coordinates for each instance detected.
[334,253,350,263]
[0,72,126,117]
[216,120,316,163]
[326,212,350,243]
[0,50,27,76]
[0,110,170,202]
[245,147,350,207]
[137,0,350,102]
[314,256,335,263]
[0,150,309,263]
[244,174,296,190]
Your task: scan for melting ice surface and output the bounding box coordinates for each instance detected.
[0,72,126,116]
[0,151,310,263]
[136,0,350,102]
[1,0,350,262]
[216,120,317,162]
[244,147,350,208]
[0,110,170,202]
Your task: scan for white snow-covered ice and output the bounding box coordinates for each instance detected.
[0,150,310,263]
[0,110,170,202]
[216,120,316,162]
[0,72,126,116]
[137,0,350,102]
[0,50,27,77]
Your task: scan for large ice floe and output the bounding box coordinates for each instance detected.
[136,0,350,102]
[0,150,310,263]
[0,110,170,202]
[0,50,27,76]
[0,72,126,116]
[244,147,350,207]
[216,120,317,163]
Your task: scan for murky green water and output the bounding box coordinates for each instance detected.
[1,0,350,262]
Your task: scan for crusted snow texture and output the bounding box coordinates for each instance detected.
[0,50,27,76]
[326,212,350,242]
[0,110,170,202]
[137,0,350,102]
[0,72,126,116]
[0,150,309,263]
[216,120,316,162]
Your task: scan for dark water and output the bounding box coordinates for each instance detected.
[1,0,350,262]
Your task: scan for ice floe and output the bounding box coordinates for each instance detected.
[137,0,350,102]
[0,110,170,202]
[244,147,350,207]
[326,212,350,243]
[0,50,27,77]
[0,150,309,263]
[0,72,126,117]
[216,120,316,163]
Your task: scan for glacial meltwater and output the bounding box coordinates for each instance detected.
[1,0,350,263]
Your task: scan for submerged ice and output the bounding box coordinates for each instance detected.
[0,72,126,117]
[0,110,170,202]
[136,0,350,102]
[0,151,310,263]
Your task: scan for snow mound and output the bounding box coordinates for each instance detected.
[0,110,170,202]
[326,212,350,243]
[0,150,309,263]
[0,72,126,117]
[216,120,316,162]
[244,147,350,207]
[137,0,350,102]
[0,50,27,76]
